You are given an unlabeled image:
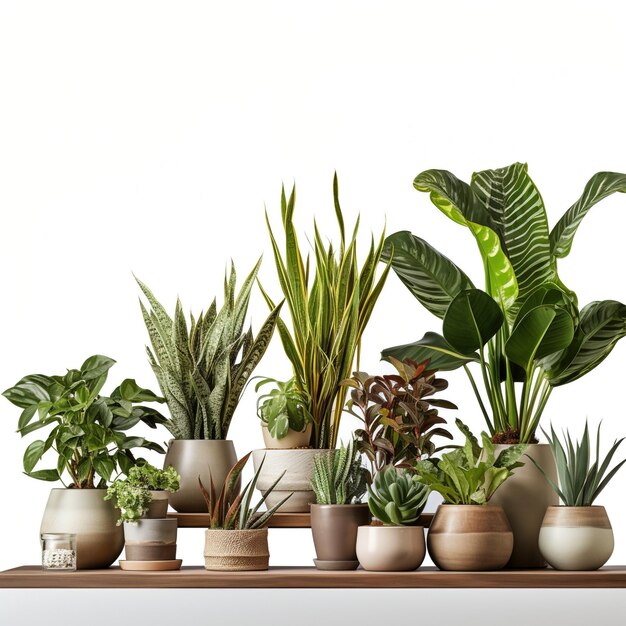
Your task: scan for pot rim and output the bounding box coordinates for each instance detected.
[438,503,503,509]
[310,503,369,509]
[546,504,607,510]
[167,438,235,444]
[204,527,268,535]
[358,524,423,530]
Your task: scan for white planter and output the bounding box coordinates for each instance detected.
[261,423,312,449]
[356,525,425,571]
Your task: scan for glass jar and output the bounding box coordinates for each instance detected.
[41,533,77,571]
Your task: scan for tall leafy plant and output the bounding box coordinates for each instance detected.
[383,164,626,443]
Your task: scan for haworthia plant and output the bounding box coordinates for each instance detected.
[137,261,281,440]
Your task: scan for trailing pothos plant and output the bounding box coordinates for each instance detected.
[383,163,626,443]
[2,355,167,488]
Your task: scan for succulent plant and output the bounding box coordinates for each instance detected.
[366,466,429,525]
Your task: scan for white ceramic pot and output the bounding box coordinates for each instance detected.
[356,525,425,571]
[261,423,312,449]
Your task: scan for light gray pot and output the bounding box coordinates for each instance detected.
[123,518,178,561]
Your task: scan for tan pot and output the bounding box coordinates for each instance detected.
[145,491,169,519]
[539,506,614,570]
[427,504,513,571]
[123,518,178,561]
[310,504,371,569]
[204,528,269,571]
[40,488,124,569]
[356,525,425,571]
[489,443,557,568]
[261,423,312,449]
[164,439,238,513]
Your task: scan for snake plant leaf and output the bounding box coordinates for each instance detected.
[550,172,626,259]
[382,231,474,319]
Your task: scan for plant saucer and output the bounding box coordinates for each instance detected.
[313,559,359,571]
[119,559,182,571]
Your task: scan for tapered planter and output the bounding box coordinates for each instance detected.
[489,443,557,568]
[261,423,312,450]
[539,506,614,570]
[310,504,370,570]
[40,488,124,569]
[145,491,169,519]
[427,504,513,571]
[164,439,238,513]
[204,528,269,571]
[356,525,425,571]
[123,518,178,561]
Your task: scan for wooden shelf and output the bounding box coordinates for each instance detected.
[2,566,626,588]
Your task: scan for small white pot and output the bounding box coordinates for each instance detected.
[356,525,425,571]
[261,423,312,449]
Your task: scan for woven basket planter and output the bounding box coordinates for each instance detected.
[204,528,269,571]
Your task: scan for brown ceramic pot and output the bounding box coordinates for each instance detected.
[204,528,269,571]
[427,504,513,571]
[145,490,169,519]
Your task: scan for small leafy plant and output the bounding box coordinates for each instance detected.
[366,466,430,525]
[311,439,368,505]
[255,377,312,440]
[529,422,626,506]
[415,420,527,505]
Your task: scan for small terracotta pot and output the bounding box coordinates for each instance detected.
[145,491,169,519]
[261,423,312,449]
[124,518,178,561]
[539,506,614,570]
[204,528,269,571]
[356,525,425,571]
[427,504,513,571]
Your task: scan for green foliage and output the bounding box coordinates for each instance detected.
[198,452,291,529]
[529,422,626,506]
[415,419,527,504]
[311,439,368,505]
[367,466,429,525]
[383,164,626,443]
[137,261,281,440]
[2,355,166,488]
[262,175,391,449]
[255,377,312,440]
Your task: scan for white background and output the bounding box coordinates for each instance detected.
[1,0,626,573]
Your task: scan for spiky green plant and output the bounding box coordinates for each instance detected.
[311,439,368,505]
[529,422,626,506]
[136,261,281,440]
[366,466,429,525]
[262,174,391,449]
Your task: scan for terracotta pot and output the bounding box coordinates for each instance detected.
[124,518,178,561]
[164,439,238,513]
[427,504,513,571]
[252,449,333,512]
[40,488,124,569]
[310,504,370,569]
[204,528,269,571]
[356,525,425,571]
[539,506,614,570]
[261,423,312,449]
[489,443,557,568]
[145,490,169,519]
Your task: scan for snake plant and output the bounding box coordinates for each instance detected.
[383,164,626,443]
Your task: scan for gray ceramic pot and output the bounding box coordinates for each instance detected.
[123,518,178,561]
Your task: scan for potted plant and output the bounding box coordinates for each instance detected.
[356,466,429,571]
[415,420,526,571]
[136,261,281,512]
[253,176,391,511]
[531,423,626,570]
[2,355,167,569]
[200,452,290,571]
[309,439,369,570]
[381,163,626,565]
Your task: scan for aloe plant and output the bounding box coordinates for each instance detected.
[137,261,281,440]
[383,164,626,443]
[262,174,391,449]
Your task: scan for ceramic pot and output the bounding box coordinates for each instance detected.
[356,525,425,571]
[489,443,557,568]
[252,449,332,512]
[40,488,124,569]
[145,490,169,519]
[123,518,178,561]
[261,423,312,449]
[204,528,269,571]
[310,504,371,570]
[427,504,513,571]
[164,439,238,513]
[539,506,614,570]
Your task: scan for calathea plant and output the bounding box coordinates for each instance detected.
[383,164,626,443]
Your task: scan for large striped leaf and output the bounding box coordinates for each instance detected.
[551,172,626,259]
[382,231,474,319]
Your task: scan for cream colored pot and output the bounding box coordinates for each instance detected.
[356,525,425,571]
[204,528,269,571]
[261,423,312,449]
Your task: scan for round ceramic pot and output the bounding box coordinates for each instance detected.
[252,449,333,513]
[489,443,557,568]
[145,490,169,519]
[261,423,312,449]
[310,504,371,570]
[356,525,425,572]
[427,504,513,571]
[123,518,178,561]
[204,528,269,571]
[40,488,124,569]
[539,506,614,570]
[164,439,238,513]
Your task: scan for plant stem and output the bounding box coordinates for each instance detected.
[463,365,492,432]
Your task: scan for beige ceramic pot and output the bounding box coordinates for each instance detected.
[427,504,513,571]
[356,525,425,571]
[489,443,557,568]
[40,488,124,569]
[145,491,169,519]
[204,528,269,571]
[124,518,178,561]
[539,506,614,570]
[164,439,238,513]
[261,423,312,449]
